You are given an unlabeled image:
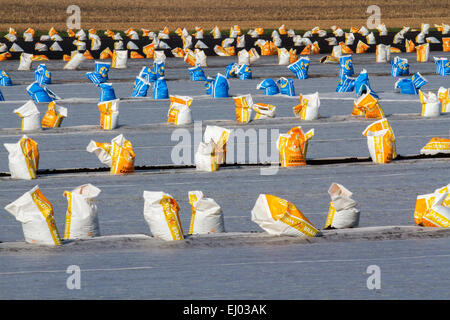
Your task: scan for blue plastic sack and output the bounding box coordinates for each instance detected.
[0,70,12,86]
[153,76,169,99]
[189,65,207,81]
[276,77,295,96]
[287,57,309,79]
[212,73,229,98]
[98,83,117,101]
[257,78,280,95]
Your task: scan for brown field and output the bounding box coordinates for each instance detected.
[0,0,448,32]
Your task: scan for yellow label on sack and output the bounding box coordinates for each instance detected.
[160,196,184,240]
[63,191,73,239]
[188,193,199,234]
[110,140,135,175]
[324,202,335,229]
[98,100,116,130]
[167,108,180,124]
[363,118,397,158]
[422,137,450,152]
[31,188,62,245]
[19,136,39,179]
[265,194,319,237]
[423,209,450,228]
[41,101,65,128]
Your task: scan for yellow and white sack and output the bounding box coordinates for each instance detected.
[252,103,276,120]
[414,184,450,226]
[293,92,320,120]
[420,137,450,155]
[143,191,184,241]
[195,49,207,67]
[419,90,441,117]
[112,50,128,69]
[365,129,394,164]
[422,192,450,228]
[98,99,119,130]
[362,118,397,159]
[63,52,85,70]
[4,135,39,180]
[41,101,67,128]
[4,185,63,246]
[63,184,101,239]
[324,183,360,229]
[86,134,135,175]
[194,141,221,172]
[203,125,231,164]
[188,191,225,234]
[233,94,253,123]
[416,43,430,62]
[167,95,193,125]
[251,194,320,237]
[14,100,41,131]
[278,48,290,65]
[18,52,33,70]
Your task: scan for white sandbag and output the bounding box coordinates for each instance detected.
[167,95,193,125]
[114,41,124,50]
[195,49,207,67]
[324,183,360,229]
[63,184,101,239]
[366,32,376,45]
[143,191,184,241]
[4,185,63,245]
[194,141,220,172]
[251,194,320,237]
[238,49,250,65]
[64,52,85,70]
[14,100,41,131]
[75,29,87,40]
[49,42,63,51]
[188,191,225,234]
[236,35,245,48]
[4,135,39,180]
[419,90,441,117]
[293,92,320,120]
[376,44,390,63]
[23,32,33,42]
[10,43,24,52]
[112,50,127,69]
[126,41,139,50]
[154,50,166,64]
[278,48,290,65]
[18,52,33,70]
[203,125,231,164]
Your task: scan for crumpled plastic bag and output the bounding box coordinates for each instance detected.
[26,81,59,103]
[353,92,385,119]
[251,194,320,237]
[394,72,428,94]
